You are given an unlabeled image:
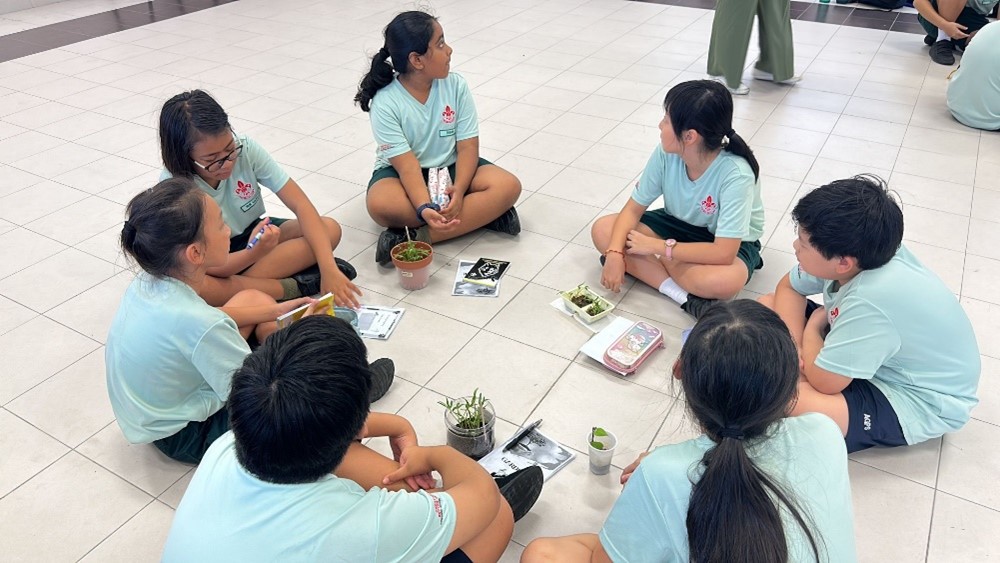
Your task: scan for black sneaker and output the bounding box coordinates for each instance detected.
[335,257,357,281]
[924,34,935,46]
[368,358,394,402]
[483,207,521,236]
[493,465,543,522]
[929,39,955,65]
[292,270,322,297]
[680,294,719,320]
[375,228,409,266]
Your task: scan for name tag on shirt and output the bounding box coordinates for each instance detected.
[438,128,456,137]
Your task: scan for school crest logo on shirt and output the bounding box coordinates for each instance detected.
[235,180,255,200]
[700,195,718,215]
[828,307,840,325]
[442,105,456,124]
[429,493,444,523]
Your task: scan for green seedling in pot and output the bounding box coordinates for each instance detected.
[590,426,609,450]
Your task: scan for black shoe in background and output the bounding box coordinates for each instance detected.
[375,228,409,266]
[680,294,719,320]
[368,358,395,403]
[493,465,544,522]
[483,207,521,236]
[929,39,955,65]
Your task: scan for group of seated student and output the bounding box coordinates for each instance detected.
[100,8,983,562]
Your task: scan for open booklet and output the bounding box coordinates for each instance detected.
[478,427,575,482]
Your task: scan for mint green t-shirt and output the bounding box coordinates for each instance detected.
[789,245,981,445]
[631,147,765,241]
[947,22,1000,131]
[599,414,856,563]
[967,0,998,15]
[105,274,250,443]
[163,432,458,562]
[160,134,290,234]
[369,72,479,171]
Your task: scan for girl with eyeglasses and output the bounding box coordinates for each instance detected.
[159,90,362,308]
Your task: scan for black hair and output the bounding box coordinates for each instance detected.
[121,177,205,278]
[681,300,822,563]
[228,315,372,484]
[355,11,438,112]
[792,174,903,270]
[663,80,760,181]
[159,89,231,177]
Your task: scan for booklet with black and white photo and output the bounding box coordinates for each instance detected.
[462,257,510,287]
[478,427,575,482]
[453,260,501,297]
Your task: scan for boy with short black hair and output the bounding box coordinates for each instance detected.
[163,315,540,562]
[760,175,980,453]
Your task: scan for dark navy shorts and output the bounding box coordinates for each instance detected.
[841,379,907,453]
[802,300,905,452]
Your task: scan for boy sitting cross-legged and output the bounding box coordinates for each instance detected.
[163,315,541,562]
[759,175,981,453]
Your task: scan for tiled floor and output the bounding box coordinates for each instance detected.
[0,0,998,561]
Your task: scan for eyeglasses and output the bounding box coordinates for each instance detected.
[193,136,243,173]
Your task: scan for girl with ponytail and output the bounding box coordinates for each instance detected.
[354,11,522,266]
[108,178,324,464]
[522,300,856,563]
[591,79,766,320]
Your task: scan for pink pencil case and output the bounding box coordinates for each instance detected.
[603,322,663,375]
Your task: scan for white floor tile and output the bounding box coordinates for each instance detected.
[926,492,1000,562]
[5,347,114,448]
[80,500,175,563]
[0,452,151,562]
[849,462,934,563]
[0,408,68,497]
[937,419,1000,511]
[76,424,192,497]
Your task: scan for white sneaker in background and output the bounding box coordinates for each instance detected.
[751,67,802,85]
[708,75,750,95]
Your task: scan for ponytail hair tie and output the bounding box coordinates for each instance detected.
[378,47,390,60]
[123,220,136,236]
[721,128,736,148]
[718,426,744,440]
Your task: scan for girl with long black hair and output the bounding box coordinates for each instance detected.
[522,300,856,563]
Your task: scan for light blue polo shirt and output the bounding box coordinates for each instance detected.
[967,0,998,15]
[947,22,1000,131]
[369,72,479,170]
[163,432,458,562]
[105,274,250,443]
[161,134,290,234]
[632,147,765,241]
[600,414,856,562]
[789,245,981,445]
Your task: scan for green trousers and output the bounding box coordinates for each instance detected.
[707,0,795,88]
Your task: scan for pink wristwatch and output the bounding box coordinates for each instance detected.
[663,239,677,261]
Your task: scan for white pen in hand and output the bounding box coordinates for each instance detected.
[246,217,271,250]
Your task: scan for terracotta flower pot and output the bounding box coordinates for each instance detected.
[389,241,433,290]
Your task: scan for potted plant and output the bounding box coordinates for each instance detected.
[587,426,617,475]
[390,232,433,290]
[439,389,496,460]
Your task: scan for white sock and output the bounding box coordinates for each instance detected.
[937,29,950,42]
[658,278,689,305]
